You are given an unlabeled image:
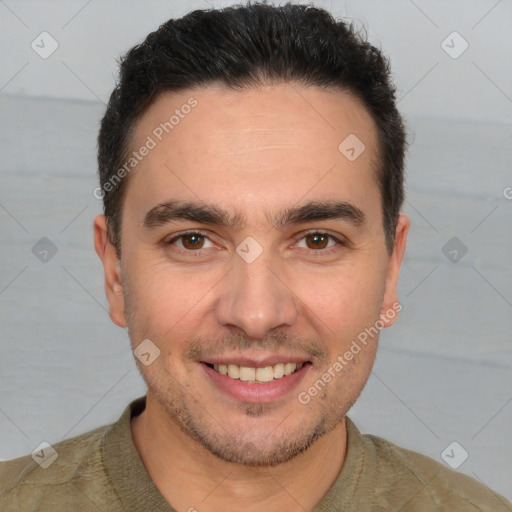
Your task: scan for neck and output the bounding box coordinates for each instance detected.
[131,393,347,512]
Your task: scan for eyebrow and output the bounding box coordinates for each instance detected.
[143,199,367,230]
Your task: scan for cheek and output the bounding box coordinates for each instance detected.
[294,262,386,337]
[124,244,388,351]
[125,259,220,340]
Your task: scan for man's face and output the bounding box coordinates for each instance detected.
[96,83,409,466]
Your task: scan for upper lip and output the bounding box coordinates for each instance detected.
[201,355,311,367]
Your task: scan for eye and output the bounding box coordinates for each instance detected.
[295,231,343,252]
[164,230,344,256]
[166,231,215,251]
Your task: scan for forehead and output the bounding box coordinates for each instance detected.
[124,83,381,228]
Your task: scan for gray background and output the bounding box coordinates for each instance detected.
[1,0,511,503]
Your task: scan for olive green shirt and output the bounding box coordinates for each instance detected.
[1,396,511,511]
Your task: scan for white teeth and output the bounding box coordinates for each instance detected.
[239,366,256,382]
[255,366,274,382]
[273,363,284,379]
[211,361,304,382]
[227,364,240,379]
[284,363,297,376]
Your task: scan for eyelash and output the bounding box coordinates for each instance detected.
[165,230,345,256]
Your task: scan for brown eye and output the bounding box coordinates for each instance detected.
[305,233,329,249]
[181,233,205,250]
[166,231,216,253]
[296,232,343,254]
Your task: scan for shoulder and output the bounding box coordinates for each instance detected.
[0,424,108,509]
[362,431,512,511]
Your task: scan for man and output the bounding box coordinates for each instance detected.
[1,3,510,511]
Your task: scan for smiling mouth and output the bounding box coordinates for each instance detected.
[203,362,311,383]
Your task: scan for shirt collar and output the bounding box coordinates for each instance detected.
[101,396,372,511]
[102,396,175,511]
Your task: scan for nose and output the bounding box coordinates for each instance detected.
[215,250,299,340]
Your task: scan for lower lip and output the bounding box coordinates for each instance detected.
[201,363,311,403]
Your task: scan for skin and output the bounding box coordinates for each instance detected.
[94,83,409,512]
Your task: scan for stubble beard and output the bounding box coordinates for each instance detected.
[143,372,349,467]
[123,286,363,467]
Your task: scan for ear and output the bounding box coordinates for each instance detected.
[93,214,127,328]
[379,214,410,328]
